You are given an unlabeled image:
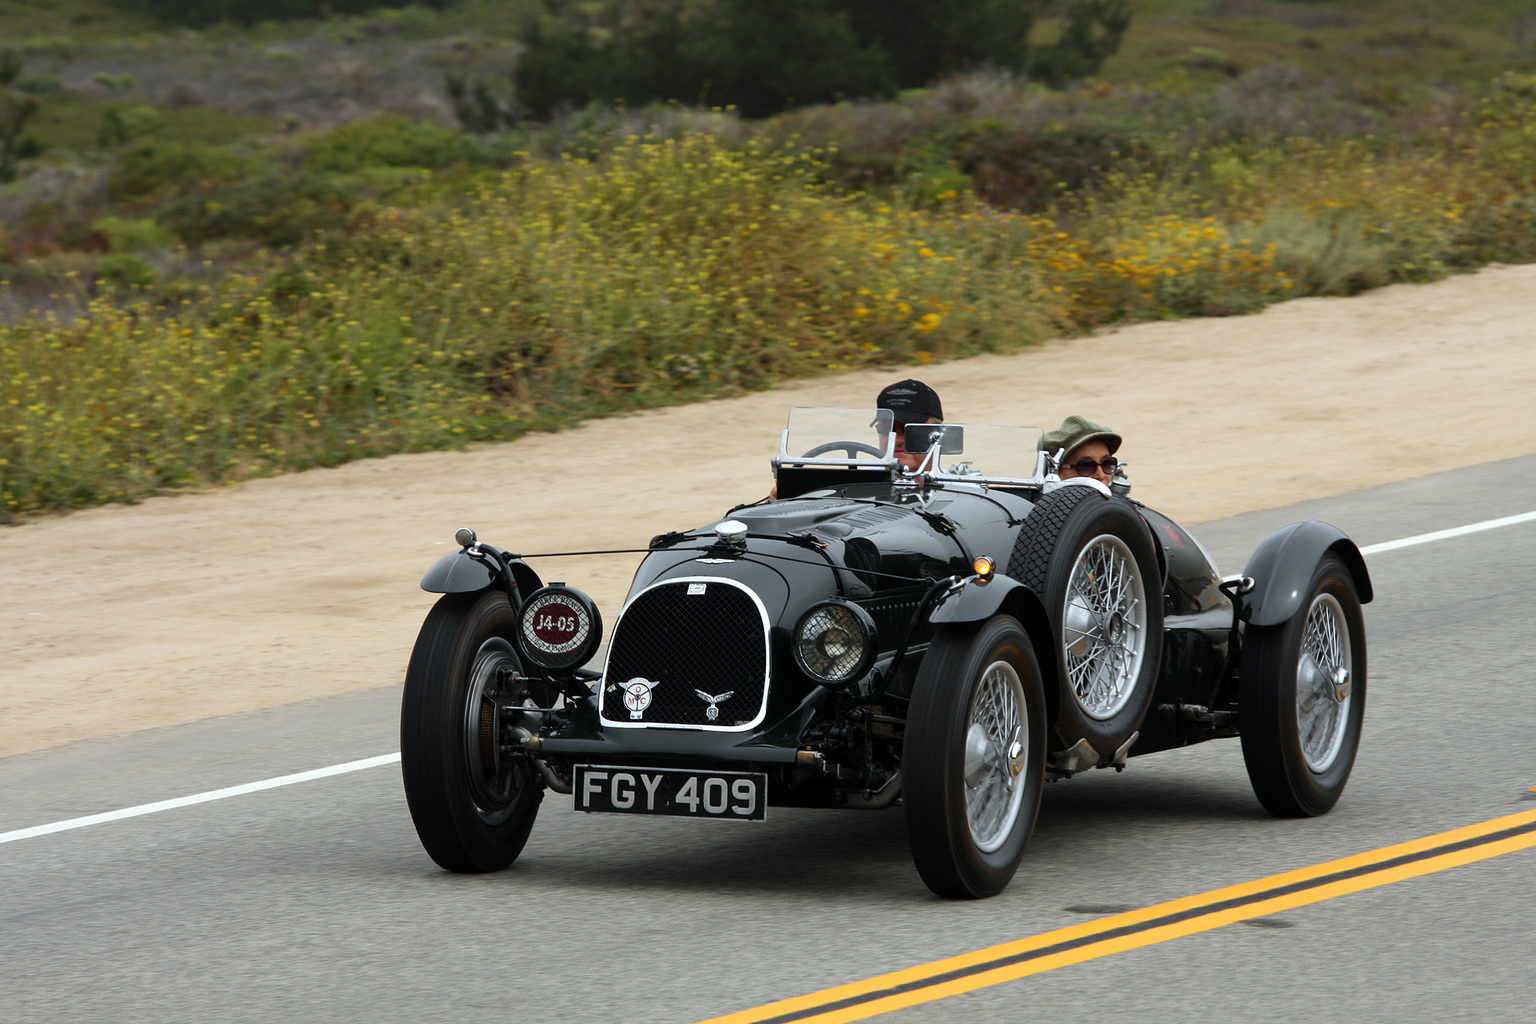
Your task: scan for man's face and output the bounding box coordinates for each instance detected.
[889,416,942,471]
[1059,439,1115,483]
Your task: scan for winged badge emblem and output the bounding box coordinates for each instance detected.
[694,689,735,721]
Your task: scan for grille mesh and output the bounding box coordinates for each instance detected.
[602,580,767,728]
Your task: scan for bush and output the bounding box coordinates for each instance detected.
[157,172,360,247]
[91,216,175,252]
[108,139,251,205]
[95,252,158,289]
[1248,209,1389,296]
[303,112,483,172]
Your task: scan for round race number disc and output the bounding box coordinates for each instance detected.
[522,592,589,655]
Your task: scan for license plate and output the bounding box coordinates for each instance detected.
[573,765,767,821]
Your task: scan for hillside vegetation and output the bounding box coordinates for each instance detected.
[2,0,1535,521]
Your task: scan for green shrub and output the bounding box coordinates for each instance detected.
[91,216,175,252]
[1248,208,1390,296]
[14,73,64,97]
[157,172,359,246]
[303,112,483,172]
[97,104,164,147]
[95,252,158,289]
[108,138,250,205]
[19,37,77,59]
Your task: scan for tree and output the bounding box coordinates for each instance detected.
[1,52,43,183]
[514,0,894,119]
[508,0,1133,121]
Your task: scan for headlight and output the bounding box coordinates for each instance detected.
[517,585,603,671]
[794,601,877,685]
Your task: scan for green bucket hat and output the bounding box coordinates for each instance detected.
[1039,414,1122,458]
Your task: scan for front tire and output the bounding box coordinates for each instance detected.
[401,590,543,872]
[904,615,1046,899]
[1240,554,1367,816]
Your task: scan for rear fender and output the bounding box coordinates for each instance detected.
[1241,521,1373,627]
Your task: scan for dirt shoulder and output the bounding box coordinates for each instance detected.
[5,263,1536,760]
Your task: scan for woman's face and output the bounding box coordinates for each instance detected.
[1059,439,1115,484]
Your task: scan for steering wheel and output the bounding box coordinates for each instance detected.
[801,441,887,459]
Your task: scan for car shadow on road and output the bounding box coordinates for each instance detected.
[515,804,928,900]
[402,765,1270,900]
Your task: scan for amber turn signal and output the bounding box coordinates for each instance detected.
[973,555,994,578]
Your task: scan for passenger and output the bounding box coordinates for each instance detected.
[876,378,944,472]
[1040,414,1122,486]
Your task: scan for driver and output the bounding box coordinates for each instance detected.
[876,378,944,472]
[1040,414,1122,486]
[765,379,945,500]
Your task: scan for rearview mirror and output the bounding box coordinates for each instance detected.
[905,423,963,455]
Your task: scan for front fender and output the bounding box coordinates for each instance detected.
[420,550,499,593]
[1241,520,1373,627]
[926,574,1059,726]
[420,549,544,597]
[929,576,1025,625]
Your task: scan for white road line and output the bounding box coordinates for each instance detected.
[3,508,1534,850]
[0,753,400,847]
[1359,510,1536,556]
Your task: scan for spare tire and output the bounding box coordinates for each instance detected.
[1007,484,1163,761]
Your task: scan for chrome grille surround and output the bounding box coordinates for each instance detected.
[598,576,772,731]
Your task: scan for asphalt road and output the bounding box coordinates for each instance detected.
[3,458,1535,1024]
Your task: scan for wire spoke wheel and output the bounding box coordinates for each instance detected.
[1239,553,1367,818]
[1296,593,1351,772]
[963,659,1029,854]
[1007,488,1161,760]
[905,615,1045,899]
[1062,533,1148,721]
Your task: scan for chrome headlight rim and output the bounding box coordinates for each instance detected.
[793,600,877,686]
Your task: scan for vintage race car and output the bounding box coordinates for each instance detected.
[401,408,1372,898]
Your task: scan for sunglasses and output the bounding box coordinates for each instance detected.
[1065,456,1118,476]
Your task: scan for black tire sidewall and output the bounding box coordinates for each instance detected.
[905,615,1046,898]
[1240,554,1367,815]
[401,590,543,871]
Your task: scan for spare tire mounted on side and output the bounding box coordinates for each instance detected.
[1007,485,1163,764]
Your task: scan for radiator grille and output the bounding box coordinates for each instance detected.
[600,578,769,729]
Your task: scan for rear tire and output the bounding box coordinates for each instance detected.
[401,590,543,872]
[904,615,1046,899]
[1240,554,1367,816]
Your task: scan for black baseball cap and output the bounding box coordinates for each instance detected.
[876,379,943,423]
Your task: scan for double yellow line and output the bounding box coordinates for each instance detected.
[699,806,1536,1024]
